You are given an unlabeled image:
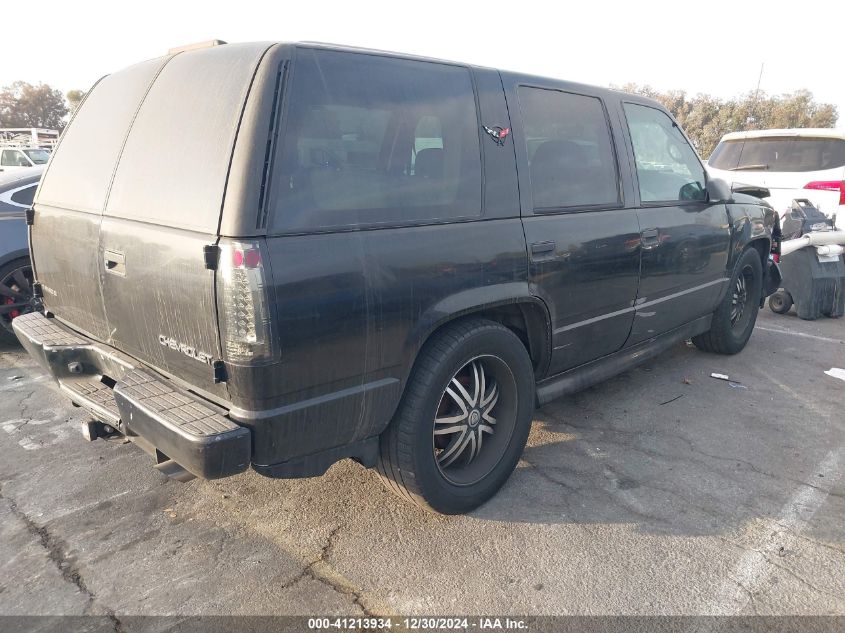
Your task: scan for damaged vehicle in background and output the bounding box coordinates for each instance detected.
[14,41,780,514]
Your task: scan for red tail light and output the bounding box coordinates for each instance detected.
[217,240,278,365]
[804,180,845,205]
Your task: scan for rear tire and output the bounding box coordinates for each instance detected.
[376,318,535,514]
[768,290,793,315]
[693,248,763,355]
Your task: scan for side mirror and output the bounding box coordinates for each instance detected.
[705,177,733,203]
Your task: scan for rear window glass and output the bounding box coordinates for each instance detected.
[709,137,845,172]
[36,57,167,213]
[106,43,269,231]
[270,49,482,232]
[518,86,619,210]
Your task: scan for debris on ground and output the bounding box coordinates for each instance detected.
[824,367,845,382]
[682,376,692,385]
[7,375,21,381]
[728,382,748,390]
[659,395,684,406]
[710,373,730,381]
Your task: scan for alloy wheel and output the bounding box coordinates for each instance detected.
[0,264,36,330]
[432,355,517,486]
[730,265,753,327]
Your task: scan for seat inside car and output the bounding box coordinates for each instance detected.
[415,148,444,179]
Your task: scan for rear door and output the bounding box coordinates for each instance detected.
[510,81,642,373]
[99,44,270,395]
[31,58,168,341]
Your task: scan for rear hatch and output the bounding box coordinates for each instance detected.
[31,43,273,398]
[707,135,845,225]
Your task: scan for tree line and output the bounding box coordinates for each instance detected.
[0,82,85,130]
[616,84,838,157]
[1,79,838,159]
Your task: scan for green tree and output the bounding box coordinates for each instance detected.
[0,81,68,129]
[66,89,86,115]
[614,85,838,157]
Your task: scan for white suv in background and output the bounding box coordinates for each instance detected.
[707,129,844,227]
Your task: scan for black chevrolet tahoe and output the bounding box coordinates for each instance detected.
[14,41,781,514]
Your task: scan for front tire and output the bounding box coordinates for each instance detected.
[693,248,763,355]
[376,319,535,514]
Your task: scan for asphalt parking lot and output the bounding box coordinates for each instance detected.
[0,308,843,621]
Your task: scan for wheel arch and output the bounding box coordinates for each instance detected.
[404,293,552,386]
[0,250,31,272]
[745,236,771,267]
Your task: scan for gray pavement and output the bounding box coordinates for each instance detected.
[0,308,843,619]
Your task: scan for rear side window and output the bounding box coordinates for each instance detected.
[624,103,706,203]
[270,49,482,232]
[11,185,36,206]
[36,57,167,213]
[518,86,619,211]
[708,137,845,172]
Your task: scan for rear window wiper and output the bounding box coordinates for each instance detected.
[728,164,769,171]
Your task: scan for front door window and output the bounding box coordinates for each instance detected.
[624,103,705,203]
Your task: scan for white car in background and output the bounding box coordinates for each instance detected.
[707,128,844,227]
[0,146,51,173]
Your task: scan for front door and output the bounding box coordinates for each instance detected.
[621,102,731,344]
[511,84,642,374]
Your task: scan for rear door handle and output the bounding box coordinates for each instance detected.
[104,250,126,276]
[640,228,660,250]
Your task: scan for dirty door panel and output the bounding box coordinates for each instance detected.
[96,221,224,394]
[99,43,271,395]
[31,57,169,341]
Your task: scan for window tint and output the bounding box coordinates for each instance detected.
[11,185,36,206]
[708,137,845,172]
[624,103,705,203]
[518,87,619,210]
[271,49,481,231]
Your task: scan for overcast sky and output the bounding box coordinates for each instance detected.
[5,0,844,123]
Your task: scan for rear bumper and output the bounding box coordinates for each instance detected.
[12,311,250,479]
